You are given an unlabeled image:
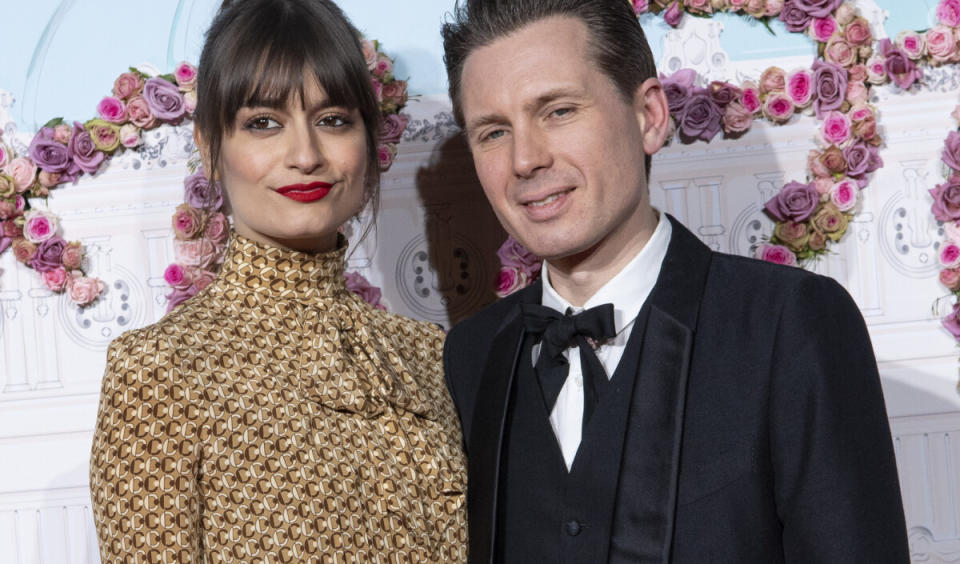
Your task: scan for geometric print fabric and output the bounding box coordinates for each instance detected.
[90,232,468,562]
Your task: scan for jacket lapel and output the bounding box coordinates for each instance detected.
[610,215,713,563]
[468,282,540,563]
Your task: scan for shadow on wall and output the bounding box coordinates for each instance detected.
[415,133,505,328]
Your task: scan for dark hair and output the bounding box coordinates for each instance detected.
[195,0,381,210]
[441,0,658,173]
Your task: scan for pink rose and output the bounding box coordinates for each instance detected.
[60,241,84,270]
[23,210,57,243]
[0,143,9,168]
[865,55,887,85]
[204,212,230,243]
[740,82,762,114]
[808,16,837,43]
[925,26,956,64]
[0,202,17,221]
[42,266,69,292]
[190,267,217,292]
[664,2,683,26]
[830,179,858,211]
[849,104,874,122]
[495,266,529,298]
[53,124,72,144]
[4,157,37,193]
[361,40,378,71]
[759,66,786,94]
[945,220,960,244]
[184,91,198,115]
[344,270,387,310]
[722,100,754,134]
[112,72,143,100]
[940,268,960,291]
[119,124,140,148]
[377,143,397,171]
[744,0,766,17]
[67,273,104,306]
[174,62,198,89]
[941,242,960,269]
[848,63,868,83]
[834,3,856,25]
[895,31,926,60]
[938,0,960,27]
[38,170,61,188]
[825,37,856,67]
[764,0,783,15]
[953,105,960,125]
[633,0,651,12]
[163,263,192,289]
[172,203,206,240]
[381,80,408,109]
[785,69,813,107]
[813,177,833,195]
[683,0,712,14]
[96,96,127,124]
[846,81,868,105]
[762,92,795,123]
[729,0,747,8]
[844,18,872,47]
[497,235,542,277]
[13,239,37,263]
[373,58,394,80]
[756,243,798,266]
[174,238,221,268]
[126,96,156,129]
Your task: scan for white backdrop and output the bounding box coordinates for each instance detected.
[2,4,960,563]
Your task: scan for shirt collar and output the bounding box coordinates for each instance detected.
[541,211,672,333]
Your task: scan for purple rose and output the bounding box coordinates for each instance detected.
[790,0,843,18]
[143,77,186,122]
[29,235,66,273]
[812,60,848,118]
[943,303,960,339]
[880,39,922,89]
[67,121,104,175]
[764,181,820,222]
[344,271,386,310]
[660,69,697,115]
[709,81,741,109]
[183,170,223,210]
[378,113,408,145]
[28,128,71,174]
[779,0,813,32]
[165,286,199,312]
[664,2,683,27]
[678,89,723,142]
[943,131,960,171]
[930,176,960,222]
[497,235,541,276]
[843,142,882,179]
[0,236,10,255]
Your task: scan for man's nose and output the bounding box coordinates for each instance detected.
[512,126,552,178]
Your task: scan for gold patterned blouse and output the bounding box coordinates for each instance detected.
[90,233,468,563]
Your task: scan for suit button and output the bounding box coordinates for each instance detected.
[565,520,581,536]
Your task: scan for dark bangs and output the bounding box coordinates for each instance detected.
[195,0,380,183]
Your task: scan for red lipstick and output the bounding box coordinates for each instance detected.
[276,181,332,203]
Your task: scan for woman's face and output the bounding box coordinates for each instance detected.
[216,76,369,252]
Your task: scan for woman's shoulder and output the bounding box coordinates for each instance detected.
[106,292,221,364]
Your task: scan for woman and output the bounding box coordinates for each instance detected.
[89,1,467,561]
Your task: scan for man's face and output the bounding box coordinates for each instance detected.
[460,15,662,262]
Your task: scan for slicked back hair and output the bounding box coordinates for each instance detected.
[195,0,381,209]
[441,0,658,174]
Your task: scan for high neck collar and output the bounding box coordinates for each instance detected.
[218,230,348,302]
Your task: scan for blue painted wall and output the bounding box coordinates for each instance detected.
[0,0,941,134]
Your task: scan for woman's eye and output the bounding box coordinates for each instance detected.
[319,115,350,127]
[245,116,280,130]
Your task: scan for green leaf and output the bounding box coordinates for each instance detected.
[42,117,65,129]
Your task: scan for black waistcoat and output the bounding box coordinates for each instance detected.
[496,306,650,563]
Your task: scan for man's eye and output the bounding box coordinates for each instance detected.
[245,116,280,130]
[551,107,573,118]
[482,129,505,142]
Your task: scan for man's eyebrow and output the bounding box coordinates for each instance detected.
[465,87,585,133]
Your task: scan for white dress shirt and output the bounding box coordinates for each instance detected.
[535,212,672,470]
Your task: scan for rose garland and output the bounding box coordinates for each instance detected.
[0,38,405,312]
[494,0,949,294]
[933,106,960,345]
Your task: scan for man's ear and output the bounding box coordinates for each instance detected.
[193,128,213,179]
[633,77,671,158]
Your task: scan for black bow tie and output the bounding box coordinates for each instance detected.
[520,303,616,425]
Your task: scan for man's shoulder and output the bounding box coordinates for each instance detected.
[448,289,524,347]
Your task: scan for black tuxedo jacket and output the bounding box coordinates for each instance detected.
[443,216,909,563]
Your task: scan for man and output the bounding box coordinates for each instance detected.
[440,0,909,562]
